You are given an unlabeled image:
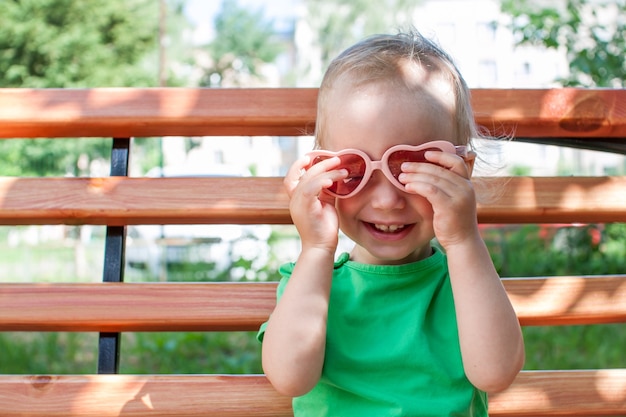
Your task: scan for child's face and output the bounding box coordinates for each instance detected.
[321,71,458,265]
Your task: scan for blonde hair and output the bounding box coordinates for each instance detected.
[314,29,482,149]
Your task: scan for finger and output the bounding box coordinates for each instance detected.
[402,175,454,200]
[422,150,471,178]
[301,168,347,200]
[284,156,311,197]
[399,165,459,194]
[306,155,342,174]
[288,157,347,204]
[300,155,345,196]
[318,191,337,205]
[400,168,474,205]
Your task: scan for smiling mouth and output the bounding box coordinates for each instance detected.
[373,224,406,233]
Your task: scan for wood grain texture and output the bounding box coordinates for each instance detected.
[0,371,624,417]
[0,282,275,332]
[489,370,626,416]
[474,175,626,223]
[1,176,625,225]
[503,275,626,326]
[0,374,293,417]
[0,88,318,138]
[1,87,625,416]
[1,276,625,331]
[0,177,291,225]
[470,88,626,139]
[0,88,624,139]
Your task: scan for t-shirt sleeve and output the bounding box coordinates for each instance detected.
[256,262,295,342]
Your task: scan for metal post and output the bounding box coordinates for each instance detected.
[98,138,130,374]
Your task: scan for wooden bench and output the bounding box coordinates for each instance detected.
[1,87,625,416]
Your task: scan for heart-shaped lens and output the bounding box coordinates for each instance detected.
[310,153,367,196]
[332,153,367,196]
[387,147,440,179]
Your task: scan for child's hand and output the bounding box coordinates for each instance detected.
[402,151,525,394]
[398,150,478,250]
[284,155,347,253]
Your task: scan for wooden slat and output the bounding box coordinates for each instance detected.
[1,276,625,332]
[489,370,626,416]
[0,282,275,332]
[0,177,291,226]
[470,88,626,139]
[0,374,293,417]
[0,88,319,138]
[0,370,625,417]
[0,88,625,139]
[1,176,625,226]
[504,275,626,326]
[474,176,626,224]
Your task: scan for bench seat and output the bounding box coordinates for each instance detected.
[0,87,625,416]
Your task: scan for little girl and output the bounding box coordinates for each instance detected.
[258,29,524,416]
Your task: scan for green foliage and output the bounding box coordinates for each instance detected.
[0,0,189,176]
[132,137,165,176]
[0,138,112,177]
[501,0,626,87]
[523,324,626,370]
[121,332,262,374]
[305,0,421,72]
[484,223,626,277]
[200,0,284,87]
[0,0,160,88]
[0,331,263,375]
[0,332,97,374]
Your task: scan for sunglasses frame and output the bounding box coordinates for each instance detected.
[306,140,468,199]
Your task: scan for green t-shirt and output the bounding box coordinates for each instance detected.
[258,248,487,416]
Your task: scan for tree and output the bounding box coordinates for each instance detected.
[199,0,284,87]
[304,0,422,73]
[501,0,625,87]
[0,0,161,88]
[0,0,186,176]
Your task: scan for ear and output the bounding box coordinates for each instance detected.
[464,151,477,176]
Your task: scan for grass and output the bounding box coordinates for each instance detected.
[0,332,98,374]
[523,324,626,370]
[120,332,263,374]
[0,226,105,282]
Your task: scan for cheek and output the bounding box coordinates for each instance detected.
[336,198,358,216]
[335,198,363,227]
[408,194,435,218]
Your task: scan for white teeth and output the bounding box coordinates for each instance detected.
[374,224,405,232]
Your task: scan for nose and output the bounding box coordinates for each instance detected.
[366,171,406,210]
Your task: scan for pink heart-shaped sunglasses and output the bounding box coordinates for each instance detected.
[306,140,468,198]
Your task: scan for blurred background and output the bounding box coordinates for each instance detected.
[0,0,624,375]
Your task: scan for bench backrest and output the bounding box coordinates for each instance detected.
[0,87,625,416]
